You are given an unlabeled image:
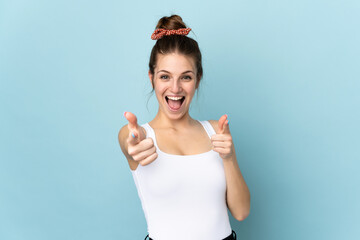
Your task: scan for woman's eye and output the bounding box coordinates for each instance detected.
[160,75,169,80]
[183,76,192,80]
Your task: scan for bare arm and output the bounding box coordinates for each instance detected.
[209,119,251,221]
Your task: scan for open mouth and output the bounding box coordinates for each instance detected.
[165,96,185,111]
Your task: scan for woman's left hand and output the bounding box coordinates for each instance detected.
[211,114,234,160]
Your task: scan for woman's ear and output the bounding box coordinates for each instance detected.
[148,71,154,88]
[195,75,202,89]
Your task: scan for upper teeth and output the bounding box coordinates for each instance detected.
[167,96,183,100]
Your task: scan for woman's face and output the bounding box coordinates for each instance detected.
[149,52,198,120]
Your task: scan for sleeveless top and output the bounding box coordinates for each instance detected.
[130,120,232,240]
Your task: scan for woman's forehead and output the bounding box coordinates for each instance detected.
[156,53,195,73]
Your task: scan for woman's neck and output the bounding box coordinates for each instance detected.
[150,109,197,130]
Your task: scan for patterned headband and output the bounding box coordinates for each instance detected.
[151,28,191,40]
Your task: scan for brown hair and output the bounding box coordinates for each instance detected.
[148,15,203,91]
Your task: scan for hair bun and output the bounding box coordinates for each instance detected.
[155,14,188,30]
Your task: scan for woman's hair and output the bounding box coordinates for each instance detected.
[148,15,203,90]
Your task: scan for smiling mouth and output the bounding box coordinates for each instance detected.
[165,96,185,111]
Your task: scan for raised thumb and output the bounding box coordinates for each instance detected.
[218,114,228,134]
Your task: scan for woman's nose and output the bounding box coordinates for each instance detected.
[171,80,182,92]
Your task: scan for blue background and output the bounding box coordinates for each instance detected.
[1,0,359,239]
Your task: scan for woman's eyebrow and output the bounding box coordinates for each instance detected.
[157,70,194,74]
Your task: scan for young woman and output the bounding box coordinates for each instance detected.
[118,15,250,240]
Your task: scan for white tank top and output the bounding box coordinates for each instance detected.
[130,120,232,240]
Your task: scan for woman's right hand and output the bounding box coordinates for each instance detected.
[124,111,158,166]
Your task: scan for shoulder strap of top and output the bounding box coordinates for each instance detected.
[198,120,216,138]
[140,123,159,148]
[140,123,151,138]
